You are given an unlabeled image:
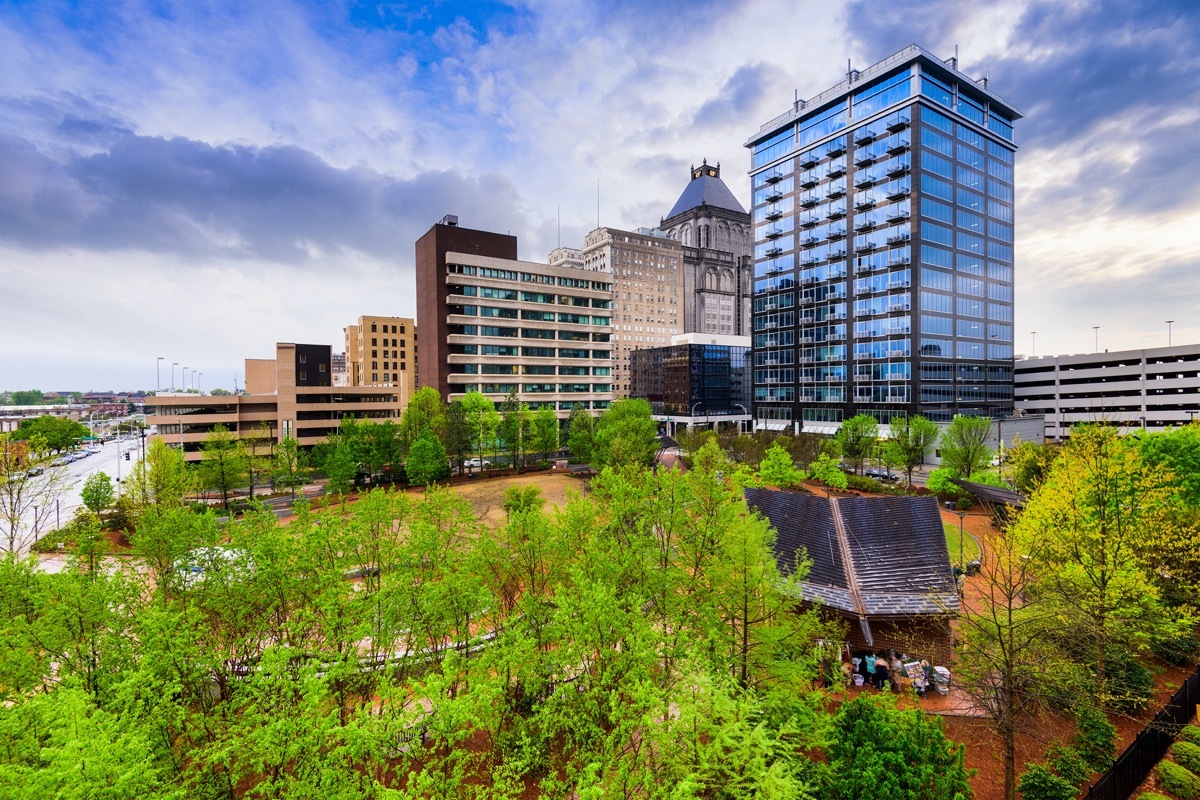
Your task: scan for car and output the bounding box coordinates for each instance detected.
[464,457,491,469]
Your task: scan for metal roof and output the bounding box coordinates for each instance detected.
[664,172,746,220]
[746,488,959,618]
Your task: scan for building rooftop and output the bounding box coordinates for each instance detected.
[663,160,746,220]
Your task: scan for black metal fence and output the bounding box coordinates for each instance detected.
[1082,665,1200,800]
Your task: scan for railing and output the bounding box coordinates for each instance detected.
[1081,665,1200,800]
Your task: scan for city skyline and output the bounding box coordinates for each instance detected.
[2,0,1197,391]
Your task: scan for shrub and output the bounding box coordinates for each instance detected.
[954,496,973,510]
[1072,705,1116,771]
[1174,741,1200,776]
[1017,763,1077,800]
[1137,793,1172,800]
[1047,744,1089,785]
[1103,651,1154,714]
[1151,629,1200,665]
[846,474,887,493]
[925,467,957,496]
[1157,760,1200,800]
[1182,726,1200,747]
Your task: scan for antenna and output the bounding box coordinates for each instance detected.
[557,203,561,248]
[596,179,600,229]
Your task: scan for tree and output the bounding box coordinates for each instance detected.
[0,434,70,553]
[405,430,450,488]
[885,414,940,489]
[271,434,308,501]
[240,421,274,500]
[319,437,358,498]
[442,399,473,475]
[502,485,543,518]
[591,398,658,470]
[460,391,499,467]
[199,424,247,511]
[758,442,805,489]
[209,387,233,396]
[566,404,594,463]
[497,390,531,470]
[1013,425,1193,709]
[9,390,45,406]
[398,386,445,456]
[826,694,973,800]
[1005,437,1059,495]
[835,414,878,475]
[940,415,994,479]
[12,415,89,452]
[808,452,848,489]
[530,404,559,462]
[80,471,114,516]
[126,438,198,509]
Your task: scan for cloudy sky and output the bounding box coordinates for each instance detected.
[1,0,1197,392]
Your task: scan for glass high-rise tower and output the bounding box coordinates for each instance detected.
[745,46,1020,432]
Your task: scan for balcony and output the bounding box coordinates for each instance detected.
[799,152,820,169]
[764,188,784,203]
[801,235,821,247]
[827,142,846,158]
[826,207,846,220]
[854,172,877,188]
[886,232,910,244]
[886,209,911,222]
[828,226,846,240]
[857,240,878,252]
[887,303,911,313]
[886,138,910,154]
[854,196,877,210]
[799,194,820,207]
[886,185,910,200]
[766,227,784,240]
[765,207,783,220]
[854,128,877,145]
[886,115,910,132]
[886,162,911,178]
[854,219,876,232]
[887,254,910,266]
[798,173,819,188]
[799,215,821,227]
[827,164,847,178]
[854,152,877,167]
[765,246,783,258]
[827,184,846,198]
[828,248,846,260]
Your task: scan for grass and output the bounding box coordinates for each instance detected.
[944,522,981,567]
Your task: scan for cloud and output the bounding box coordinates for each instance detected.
[0,131,528,266]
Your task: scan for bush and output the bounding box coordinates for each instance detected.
[1103,651,1154,714]
[1137,793,1172,800]
[1174,741,1200,776]
[1151,629,1200,665]
[1072,705,1117,771]
[925,467,957,496]
[954,496,973,510]
[1017,763,1077,800]
[1157,760,1200,800]
[1047,744,1089,785]
[1182,726,1200,747]
[846,474,888,493]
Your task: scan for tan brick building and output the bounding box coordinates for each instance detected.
[580,227,684,396]
[343,315,416,408]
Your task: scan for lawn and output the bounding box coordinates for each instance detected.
[944,522,981,567]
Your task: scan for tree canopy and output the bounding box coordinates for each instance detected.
[940,415,994,479]
[12,415,89,451]
[590,398,658,470]
[835,414,878,475]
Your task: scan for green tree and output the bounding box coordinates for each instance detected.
[758,441,805,489]
[240,420,274,500]
[460,390,499,467]
[199,424,247,511]
[12,415,89,452]
[0,434,71,553]
[591,398,658,470]
[566,404,594,463]
[1005,437,1059,495]
[1013,425,1193,708]
[9,390,46,405]
[209,387,233,396]
[809,452,848,489]
[320,437,358,498]
[826,694,973,800]
[126,438,198,509]
[406,430,450,488]
[835,414,878,475]
[271,434,308,501]
[398,386,446,455]
[530,404,559,461]
[497,389,531,470]
[501,485,543,518]
[885,414,941,489]
[442,399,473,475]
[940,415,994,479]
[80,471,114,515]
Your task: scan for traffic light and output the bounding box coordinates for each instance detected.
[124,452,130,461]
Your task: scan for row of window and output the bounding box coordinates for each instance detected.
[448,264,612,292]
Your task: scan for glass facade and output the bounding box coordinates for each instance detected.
[746,48,1019,429]
[629,344,751,418]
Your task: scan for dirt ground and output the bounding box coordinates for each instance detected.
[402,469,588,527]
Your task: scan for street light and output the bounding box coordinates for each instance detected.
[181,366,188,393]
[198,372,203,395]
[734,402,748,434]
[1092,326,1100,353]
[944,500,967,573]
[1030,331,1037,357]
[156,357,164,392]
[690,401,702,432]
[1166,320,1175,347]
[171,362,178,392]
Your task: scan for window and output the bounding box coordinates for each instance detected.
[921,126,953,156]
[921,174,952,200]
[957,187,983,211]
[923,223,953,246]
[956,165,984,189]
[922,151,953,178]
[299,354,307,364]
[921,197,953,223]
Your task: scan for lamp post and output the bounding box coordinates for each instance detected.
[1092,326,1100,353]
[1166,320,1175,347]
[690,401,702,432]
[181,366,188,394]
[1030,331,1036,357]
[156,357,164,392]
[945,500,966,572]
[734,402,748,435]
[198,372,203,395]
[171,362,178,392]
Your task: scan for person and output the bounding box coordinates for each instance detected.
[873,652,890,690]
[863,652,877,687]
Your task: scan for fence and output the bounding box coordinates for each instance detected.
[1082,665,1200,800]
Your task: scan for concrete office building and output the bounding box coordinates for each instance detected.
[416,217,615,415]
[580,227,684,396]
[343,315,416,406]
[1015,344,1200,438]
[146,343,405,461]
[657,160,753,337]
[745,45,1020,433]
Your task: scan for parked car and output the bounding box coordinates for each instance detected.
[464,457,491,469]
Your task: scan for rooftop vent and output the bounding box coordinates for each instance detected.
[440,214,459,227]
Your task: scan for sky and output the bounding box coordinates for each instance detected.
[1,0,1198,393]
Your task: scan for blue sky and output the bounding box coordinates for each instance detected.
[1,0,1198,391]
